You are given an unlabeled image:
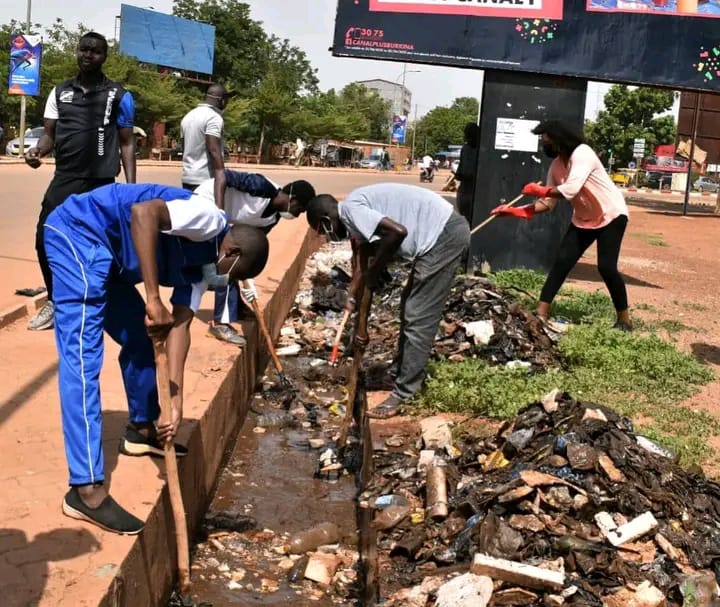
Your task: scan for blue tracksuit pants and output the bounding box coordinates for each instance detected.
[44,216,159,486]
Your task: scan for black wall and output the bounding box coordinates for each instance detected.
[469,71,586,272]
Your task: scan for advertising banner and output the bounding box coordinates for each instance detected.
[335,0,720,91]
[370,0,563,19]
[587,1,720,18]
[8,33,42,96]
[391,114,407,144]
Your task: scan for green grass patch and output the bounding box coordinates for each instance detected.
[675,301,708,312]
[631,232,669,247]
[417,269,716,465]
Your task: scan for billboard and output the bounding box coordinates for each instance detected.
[8,34,42,96]
[119,4,216,74]
[334,0,720,91]
[587,1,720,18]
[391,114,407,144]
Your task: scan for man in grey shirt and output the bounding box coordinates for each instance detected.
[306,183,470,418]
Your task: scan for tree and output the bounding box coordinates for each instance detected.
[414,97,479,156]
[584,85,677,166]
[173,0,269,93]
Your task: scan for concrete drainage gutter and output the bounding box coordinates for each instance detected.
[98,228,322,607]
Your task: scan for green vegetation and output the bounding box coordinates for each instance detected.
[631,232,669,247]
[416,269,716,465]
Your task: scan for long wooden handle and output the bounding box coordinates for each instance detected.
[152,338,191,594]
[330,309,352,364]
[338,286,373,448]
[470,182,543,236]
[470,191,526,235]
[249,297,284,374]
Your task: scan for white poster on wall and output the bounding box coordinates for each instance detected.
[495,118,540,153]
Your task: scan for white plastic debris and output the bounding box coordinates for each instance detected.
[463,320,495,345]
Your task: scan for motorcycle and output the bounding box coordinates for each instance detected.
[420,165,435,183]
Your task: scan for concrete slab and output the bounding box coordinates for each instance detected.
[0,220,321,607]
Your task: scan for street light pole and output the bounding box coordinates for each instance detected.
[410,103,418,165]
[18,0,32,158]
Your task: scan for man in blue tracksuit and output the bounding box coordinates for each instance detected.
[44,183,269,534]
[190,170,315,345]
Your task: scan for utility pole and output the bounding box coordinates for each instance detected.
[18,0,32,158]
[410,103,418,165]
[682,97,700,217]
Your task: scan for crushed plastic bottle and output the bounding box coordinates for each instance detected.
[255,411,295,428]
[288,554,309,583]
[285,522,340,554]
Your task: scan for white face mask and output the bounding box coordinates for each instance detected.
[279,183,297,220]
[202,254,240,287]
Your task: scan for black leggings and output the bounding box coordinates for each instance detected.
[540,215,629,311]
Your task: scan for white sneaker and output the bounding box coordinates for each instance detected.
[28,301,55,331]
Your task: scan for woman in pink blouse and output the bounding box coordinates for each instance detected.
[492,120,632,331]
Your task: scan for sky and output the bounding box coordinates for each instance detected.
[0,0,649,121]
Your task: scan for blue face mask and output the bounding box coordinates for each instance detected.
[202,254,240,287]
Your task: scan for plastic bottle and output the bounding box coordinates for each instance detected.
[255,411,294,428]
[286,522,340,554]
[288,554,309,583]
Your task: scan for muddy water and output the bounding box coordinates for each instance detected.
[187,355,362,607]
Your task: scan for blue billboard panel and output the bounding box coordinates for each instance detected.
[119,4,215,75]
[391,115,407,144]
[8,34,42,96]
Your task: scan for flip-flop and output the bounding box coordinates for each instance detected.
[368,401,403,419]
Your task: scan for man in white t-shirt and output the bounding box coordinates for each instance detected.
[181,83,227,210]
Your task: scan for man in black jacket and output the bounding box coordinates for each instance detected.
[25,32,136,331]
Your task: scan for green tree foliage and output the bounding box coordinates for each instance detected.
[292,84,390,144]
[585,85,677,166]
[414,97,479,156]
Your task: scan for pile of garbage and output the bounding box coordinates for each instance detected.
[286,242,561,371]
[363,391,720,606]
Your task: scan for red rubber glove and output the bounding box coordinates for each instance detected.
[522,183,553,198]
[491,204,535,220]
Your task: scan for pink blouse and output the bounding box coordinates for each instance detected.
[547,144,628,229]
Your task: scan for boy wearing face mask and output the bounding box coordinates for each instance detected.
[193,170,316,345]
[492,120,631,331]
[305,184,470,419]
[43,182,269,534]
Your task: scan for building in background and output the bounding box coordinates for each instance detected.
[354,78,412,118]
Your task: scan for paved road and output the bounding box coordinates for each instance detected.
[0,163,447,312]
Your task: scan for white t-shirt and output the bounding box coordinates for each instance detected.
[339,183,453,259]
[163,193,227,241]
[422,155,434,169]
[181,104,224,185]
[194,178,280,230]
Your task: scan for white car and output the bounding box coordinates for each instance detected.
[6,126,44,156]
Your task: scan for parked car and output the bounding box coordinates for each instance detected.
[5,126,44,156]
[359,158,380,169]
[643,171,672,191]
[693,176,719,193]
[611,169,632,187]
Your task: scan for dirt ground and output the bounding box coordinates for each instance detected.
[562,200,720,472]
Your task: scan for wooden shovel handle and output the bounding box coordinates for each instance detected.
[152,338,191,593]
[245,287,284,375]
[470,182,543,236]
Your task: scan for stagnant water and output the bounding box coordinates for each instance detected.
[183,353,364,607]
